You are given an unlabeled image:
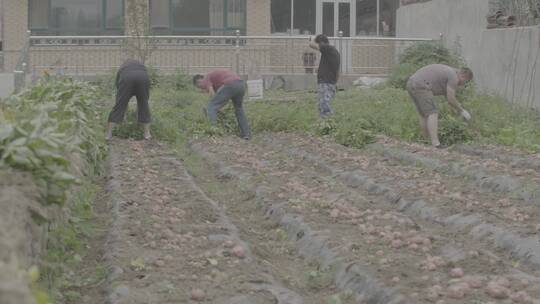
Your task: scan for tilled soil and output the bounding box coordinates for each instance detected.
[189,134,540,304]
[95,135,540,304]
[102,139,341,304]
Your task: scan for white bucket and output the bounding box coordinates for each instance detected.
[246,79,263,100]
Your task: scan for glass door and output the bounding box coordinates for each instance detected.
[322,2,335,37]
[316,0,355,74]
[338,2,351,37]
[317,0,355,37]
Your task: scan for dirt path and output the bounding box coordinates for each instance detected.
[88,135,540,304]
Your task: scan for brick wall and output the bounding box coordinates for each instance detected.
[3,0,28,72]
[246,0,271,36]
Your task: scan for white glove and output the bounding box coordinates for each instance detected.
[461,110,472,121]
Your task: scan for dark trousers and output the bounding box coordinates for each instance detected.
[108,70,151,124]
[207,80,250,138]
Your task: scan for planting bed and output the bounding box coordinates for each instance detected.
[99,134,540,304]
[104,139,341,304]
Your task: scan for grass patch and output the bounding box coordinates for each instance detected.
[100,68,539,152]
[39,178,107,304]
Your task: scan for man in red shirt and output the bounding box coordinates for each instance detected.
[193,69,250,139]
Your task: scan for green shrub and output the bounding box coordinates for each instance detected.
[94,68,118,96]
[157,69,193,90]
[399,42,463,67]
[387,63,419,89]
[1,77,106,205]
[2,78,108,303]
[388,42,465,89]
[465,93,540,151]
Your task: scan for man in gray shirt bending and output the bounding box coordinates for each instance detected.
[407,64,473,148]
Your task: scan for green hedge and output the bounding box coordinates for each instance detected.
[0,77,106,206]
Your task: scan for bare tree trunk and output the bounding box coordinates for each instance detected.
[124,0,156,64]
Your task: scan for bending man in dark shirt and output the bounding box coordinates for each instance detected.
[106,59,152,140]
[193,69,251,140]
[309,34,341,118]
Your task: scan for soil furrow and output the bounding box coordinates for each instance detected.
[191,136,540,303]
[453,144,540,172]
[258,135,540,269]
[366,143,540,204]
[261,133,540,234]
[103,139,310,303]
[190,142,407,304]
[373,138,540,183]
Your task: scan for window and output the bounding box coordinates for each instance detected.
[29,0,49,29]
[356,0,377,36]
[379,0,398,36]
[271,0,315,35]
[51,0,101,33]
[29,0,124,35]
[106,0,124,29]
[150,0,169,30]
[294,0,316,35]
[356,0,397,36]
[227,0,245,28]
[271,0,291,34]
[150,0,246,35]
[172,0,210,34]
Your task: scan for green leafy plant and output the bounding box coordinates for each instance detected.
[315,118,337,136]
[388,42,465,89]
[438,112,474,145]
[1,77,106,205]
[0,113,76,205]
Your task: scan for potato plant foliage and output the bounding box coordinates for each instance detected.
[0,77,106,206]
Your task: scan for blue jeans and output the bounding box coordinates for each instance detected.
[207,80,251,138]
[317,83,336,118]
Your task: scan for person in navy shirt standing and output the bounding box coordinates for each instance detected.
[309,34,341,118]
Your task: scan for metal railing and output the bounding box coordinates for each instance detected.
[25,32,435,79]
